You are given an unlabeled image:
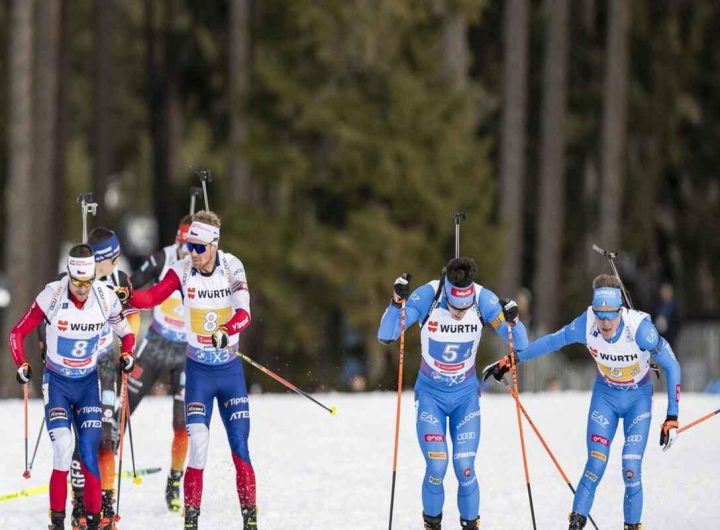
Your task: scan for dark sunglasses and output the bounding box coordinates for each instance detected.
[593,309,620,321]
[70,277,95,288]
[186,242,208,254]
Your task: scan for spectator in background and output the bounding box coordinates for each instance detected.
[654,282,681,348]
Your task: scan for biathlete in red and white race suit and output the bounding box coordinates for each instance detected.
[128,215,192,512]
[123,211,257,530]
[377,257,529,530]
[483,274,682,530]
[8,244,136,530]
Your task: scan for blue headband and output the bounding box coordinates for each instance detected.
[89,234,120,262]
[592,287,622,309]
[444,277,476,310]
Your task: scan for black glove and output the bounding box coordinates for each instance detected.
[114,285,133,304]
[481,355,512,383]
[211,325,230,349]
[16,362,32,384]
[500,298,519,324]
[659,415,679,451]
[391,273,412,307]
[119,352,135,373]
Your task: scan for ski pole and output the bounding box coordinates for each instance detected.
[124,382,141,485]
[501,380,600,530]
[387,299,407,530]
[77,193,98,243]
[235,351,337,415]
[194,170,212,210]
[22,384,30,479]
[507,324,537,529]
[678,408,720,434]
[454,211,466,259]
[115,373,133,521]
[189,186,202,216]
[28,417,45,474]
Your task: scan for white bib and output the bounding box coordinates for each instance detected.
[585,307,652,387]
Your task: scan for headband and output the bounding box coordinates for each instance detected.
[592,287,622,309]
[188,221,220,245]
[67,255,96,280]
[89,233,120,263]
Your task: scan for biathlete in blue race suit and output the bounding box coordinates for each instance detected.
[124,210,257,530]
[483,273,681,530]
[8,244,136,530]
[378,257,528,530]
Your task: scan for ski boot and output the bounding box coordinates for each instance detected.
[568,512,587,530]
[624,524,642,530]
[460,516,480,529]
[184,507,200,530]
[165,469,183,512]
[423,512,442,530]
[71,493,87,530]
[49,510,65,530]
[242,505,258,529]
[100,489,117,530]
[86,513,102,530]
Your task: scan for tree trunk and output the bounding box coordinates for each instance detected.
[499,0,529,298]
[599,0,631,252]
[33,0,62,282]
[228,0,253,205]
[93,0,113,223]
[533,0,570,331]
[2,0,35,398]
[439,0,468,88]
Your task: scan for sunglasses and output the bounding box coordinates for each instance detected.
[186,242,209,254]
[593,309,620,321]
[70,277,95,288]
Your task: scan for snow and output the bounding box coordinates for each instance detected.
[1,391,718,529]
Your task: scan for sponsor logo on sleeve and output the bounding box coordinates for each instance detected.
[424,434,445,442]
[584,471,598,482]
[428,452,447,460]
[624,469,634,479]
[428,476,442,485]
[591,434,609,446]
[591,410,610,427]
[48,407,67,422]
[591,451,607,462]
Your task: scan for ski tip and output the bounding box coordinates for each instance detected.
[330,405,338,416]
[22,470,30,480]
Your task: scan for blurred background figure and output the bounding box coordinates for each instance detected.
[654,282,681,348]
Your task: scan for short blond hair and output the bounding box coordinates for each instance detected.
[592,274,621,289]
[193,210,221,228]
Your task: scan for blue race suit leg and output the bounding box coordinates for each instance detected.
[573,383,619,515]
[448,389,481,521]
[621,384,652,524]
[416,391,449,517]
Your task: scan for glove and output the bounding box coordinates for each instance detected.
[114,285,132,304]
[119,352,135,373]
[211,325,230,349]
[500,298,519,324]
[391,273,412,307]
[660,415,679,451]
[16,362,32,384]
[481,355,513,383]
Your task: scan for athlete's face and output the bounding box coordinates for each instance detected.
[68,279,92,302]
[188,240,217,272]
[448,305,469,321]
[95,255,119,278]
[593,305,622,339]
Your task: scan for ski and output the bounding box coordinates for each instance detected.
[0,467,162,502]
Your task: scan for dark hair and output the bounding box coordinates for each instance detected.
[446,257,477,287]
[179,214,193,226]
[592,274,621,289]
[87,227,116,245]
[69,244,94,258]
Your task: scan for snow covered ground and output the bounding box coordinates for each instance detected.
[1,390,718,529]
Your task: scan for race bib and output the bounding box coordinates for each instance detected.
[189,307,232,337]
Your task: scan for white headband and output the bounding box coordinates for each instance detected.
[188,221,220,245]
[67,255,96,280]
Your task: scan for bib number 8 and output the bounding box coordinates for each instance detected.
[203,311,218,332]
[71,340,88,358]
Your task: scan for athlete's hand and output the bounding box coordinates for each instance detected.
[660,415,679,451]
[500,298,519,324]
[211,325,230,349]
[16,362,32,384]
[114,285,132,304]
[481,355,512,383]
[392,273,412,307]
[119,352,135,373]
